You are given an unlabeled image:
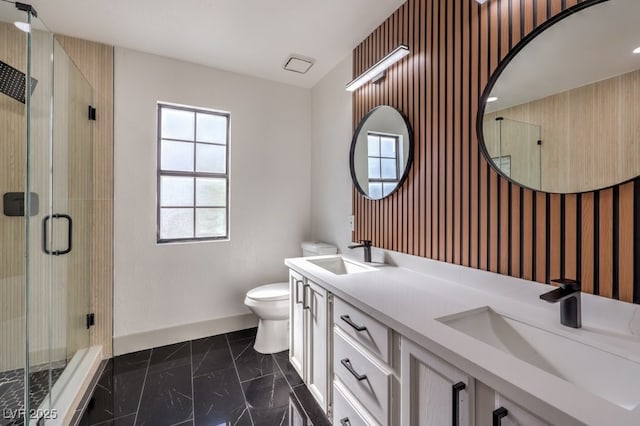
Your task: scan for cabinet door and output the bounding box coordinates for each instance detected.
[306,280,330,413]
[289,271,306,379]
[401,338,474,426]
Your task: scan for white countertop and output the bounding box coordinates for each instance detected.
[285,254,640,426]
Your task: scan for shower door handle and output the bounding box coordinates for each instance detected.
[43,214,73,255]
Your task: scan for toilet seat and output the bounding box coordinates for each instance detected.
[246,282,289,302]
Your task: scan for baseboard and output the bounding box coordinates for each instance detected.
[113,313,258,356]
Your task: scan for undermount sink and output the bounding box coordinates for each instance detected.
[306,256,376,275]
[439,307,640,410]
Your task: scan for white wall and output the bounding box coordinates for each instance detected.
[310,55,354,254]
[113,48,311,352]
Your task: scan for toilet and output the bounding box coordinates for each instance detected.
[244,241,338,354]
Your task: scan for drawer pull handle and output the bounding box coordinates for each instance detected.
[452,381,465,426]
[294,279,304,304]
[340,358,367,381]
[303,284,311,310]
[492,407,508,426]
[340,418,351,426]
[340,315,367,332]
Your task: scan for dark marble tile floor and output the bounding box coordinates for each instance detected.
[76,328,330,426]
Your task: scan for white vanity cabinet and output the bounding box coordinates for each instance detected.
[401,337,475,426]
[289,270,331,414]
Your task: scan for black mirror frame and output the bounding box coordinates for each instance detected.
[476,0,612,195]
[350,105,414,200]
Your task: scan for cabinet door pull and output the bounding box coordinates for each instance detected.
[340,358,367,381]
[452,381,466,426]
[340,315,367,332]
[303,284,311,310]
[340,418,351,426]
[492,407,508,426]
[294,279,304,304]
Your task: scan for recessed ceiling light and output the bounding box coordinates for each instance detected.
[283,55,315,74]
[634,46,640,54]
[14,21,30,33]
[476,0,488,4]
[487,96,499,103]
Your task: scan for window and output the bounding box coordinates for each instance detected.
[157,103,229,242]
[367,132,401,198]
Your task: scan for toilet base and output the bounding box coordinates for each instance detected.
[254,318,289,354]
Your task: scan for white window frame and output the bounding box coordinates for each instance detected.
[156,103,230,243]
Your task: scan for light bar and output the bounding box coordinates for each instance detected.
[345,44,410,92]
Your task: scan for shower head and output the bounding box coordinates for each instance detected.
[0,60,38,104]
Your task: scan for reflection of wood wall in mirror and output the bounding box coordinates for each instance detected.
[485,69,640,193]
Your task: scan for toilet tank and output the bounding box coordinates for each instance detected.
[301,241,338,257]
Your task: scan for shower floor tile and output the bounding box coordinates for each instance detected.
[0,367,64,426]
[77,327,330,426]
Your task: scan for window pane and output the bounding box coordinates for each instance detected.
[196,113,227,144]
[367,135,380,156]
[382,182,396,197]
[161,139,194,171]
[161,107,195,140]
[196,143,226,173]
[196,178,226,206]
[368,158,380,179]
[381,158,397,179]
[381,137,397,157]
[160,208,193,239]
[368,183,382,199]
[161,176,194,206]
[196,208,226,238]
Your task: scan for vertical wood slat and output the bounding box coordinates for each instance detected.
[599,189,614,298]
[619,183,634,302]
[351,0,638,306]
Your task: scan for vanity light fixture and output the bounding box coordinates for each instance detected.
[634,46,640,54]
[345,44,409,92]
[487,96,499,103]
[13,21,30,33]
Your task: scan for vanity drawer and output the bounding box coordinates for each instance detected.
[334,328,391,423]
[333,381,380,426]
[333,296,391,363]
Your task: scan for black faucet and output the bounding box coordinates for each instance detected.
[348,240,372,262]
[539,278,581,328]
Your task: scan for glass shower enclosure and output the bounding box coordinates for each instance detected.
[483,117,542,190]
[1,1,93,424]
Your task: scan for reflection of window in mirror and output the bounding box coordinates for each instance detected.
[492,155,511,178]
[367,132,401,198]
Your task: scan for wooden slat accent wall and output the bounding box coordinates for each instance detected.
[56,35,114,357]
[352,0,639,305]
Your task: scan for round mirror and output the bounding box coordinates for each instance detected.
[350,106,413,200]
[479,0,640,194]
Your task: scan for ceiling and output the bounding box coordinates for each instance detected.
[29,0,406,88]
[486,0,640,113]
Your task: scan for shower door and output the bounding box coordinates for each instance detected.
[0,2,93,423]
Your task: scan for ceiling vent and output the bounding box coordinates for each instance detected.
[283,54,315,74]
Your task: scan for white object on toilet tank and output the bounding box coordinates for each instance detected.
[301,241,338,257]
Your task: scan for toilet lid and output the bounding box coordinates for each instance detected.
[246,282,289,301]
